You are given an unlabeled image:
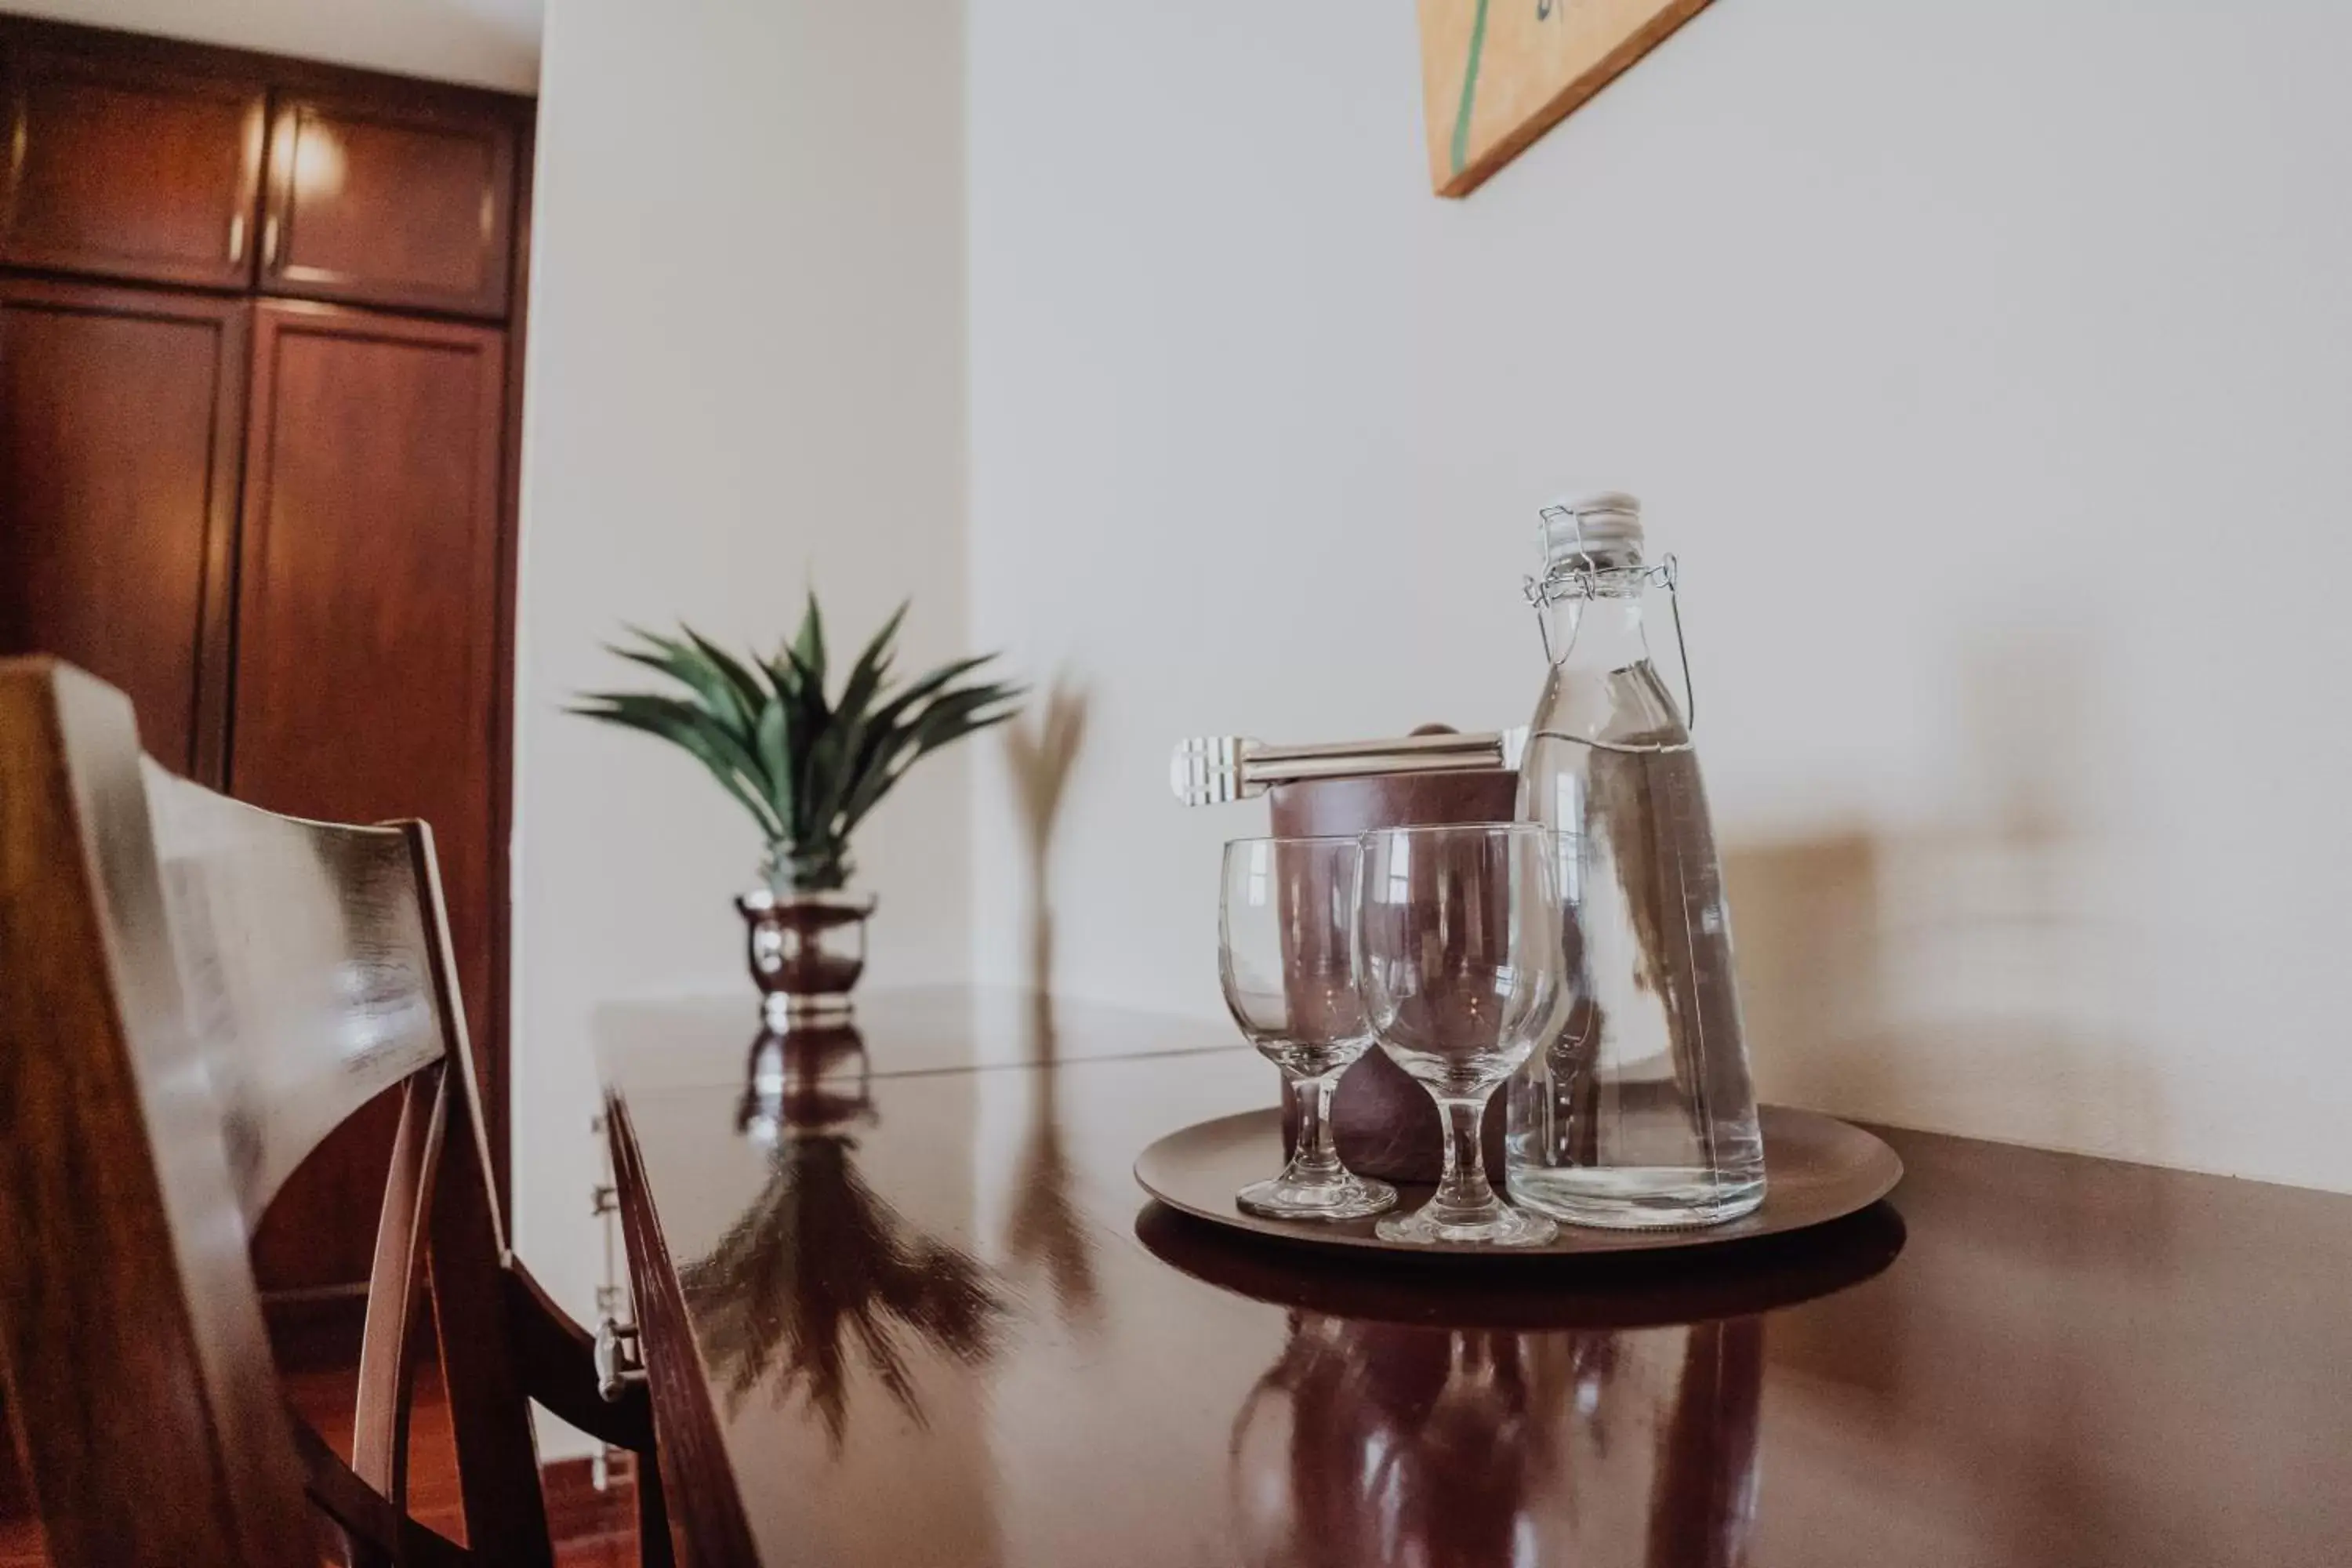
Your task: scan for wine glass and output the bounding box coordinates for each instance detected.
[1221,837,1397,1221]
[1354,823,1565,1247]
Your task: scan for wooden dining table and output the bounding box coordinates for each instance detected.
[597,985,2352,1568]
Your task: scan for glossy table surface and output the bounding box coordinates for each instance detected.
[600,986,2352,1568]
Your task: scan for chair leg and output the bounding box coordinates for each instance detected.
[634,1448,677,1568]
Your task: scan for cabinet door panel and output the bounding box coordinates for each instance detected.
[234,302,505,1290]
[262,96,515,318]
[0,278,244,776]
[1,47,263,288]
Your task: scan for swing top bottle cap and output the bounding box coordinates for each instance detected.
[1538,491,1643,570]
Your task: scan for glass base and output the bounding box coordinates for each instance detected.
[1237,1171,1397,1222]
[1508,1167,1767,1230]
[1376,1199,1557,1247]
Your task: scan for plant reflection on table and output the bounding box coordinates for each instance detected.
[1229,1314,1765,1568]
[684,1024,1005,1446]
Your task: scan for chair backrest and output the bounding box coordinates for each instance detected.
[0,657,555,1568]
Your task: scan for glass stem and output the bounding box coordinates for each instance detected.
[1432,1091,1500,1221]
[1287,1073,1344,1182]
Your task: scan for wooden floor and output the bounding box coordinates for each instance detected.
[0,1325,641,1566]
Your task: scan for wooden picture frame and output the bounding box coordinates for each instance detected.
[1418,0,1715,198]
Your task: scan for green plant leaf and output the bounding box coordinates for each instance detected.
[601,688,768,787]
[773,641,833,840]
[575,601,1024,890]
[802,603,909,842]
[768,641,831,724]
[681,626,772,724]
[754,697,794,831]
[760,644,800,704]
[863,652,996,729]
[608,628,751,730]
[837,681,1025,837]
[841,654,1000,786]
[570,692,785,840]
[792,590,827,699]
[910,682,1028,744]
[833,602,905,733]
[903,697,1024,779]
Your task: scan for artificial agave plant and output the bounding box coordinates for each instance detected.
[573,594,1022,896]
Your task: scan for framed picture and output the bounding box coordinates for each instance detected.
[1418,0,1715,197]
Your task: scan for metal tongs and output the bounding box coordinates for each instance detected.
[1169,728,1529,806]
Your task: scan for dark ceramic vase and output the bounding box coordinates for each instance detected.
[735,889,877,1030]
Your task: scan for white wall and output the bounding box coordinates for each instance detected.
[513,0,970,1348]
[3,0,541,91]
[967,2,2352,1191]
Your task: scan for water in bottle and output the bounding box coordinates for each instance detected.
[1505,492,1766,1228]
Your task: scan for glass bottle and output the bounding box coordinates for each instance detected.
[1505,492,1766,1227]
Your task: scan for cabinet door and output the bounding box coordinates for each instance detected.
[260,92,516,318]
[0,278,245,777]
[234,302,506,1291]
[0,45,263,289]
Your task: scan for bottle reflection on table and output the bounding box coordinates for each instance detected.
[686,1023,1005,1447]
[1229,1312,1763,1568]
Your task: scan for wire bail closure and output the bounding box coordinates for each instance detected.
[1523,504,1700,733]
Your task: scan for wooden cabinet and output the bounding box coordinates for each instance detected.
[0,45,263,289]
[233,303,503,1077]
[0,24,520,315]
[236,303,506,1290]
[0,17,528,1299]
[261,93,515,317]
[0,278,244,777]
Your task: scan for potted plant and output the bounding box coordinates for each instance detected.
[574,594,1022,1026]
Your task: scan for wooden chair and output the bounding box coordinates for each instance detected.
[0,658,669,1568]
